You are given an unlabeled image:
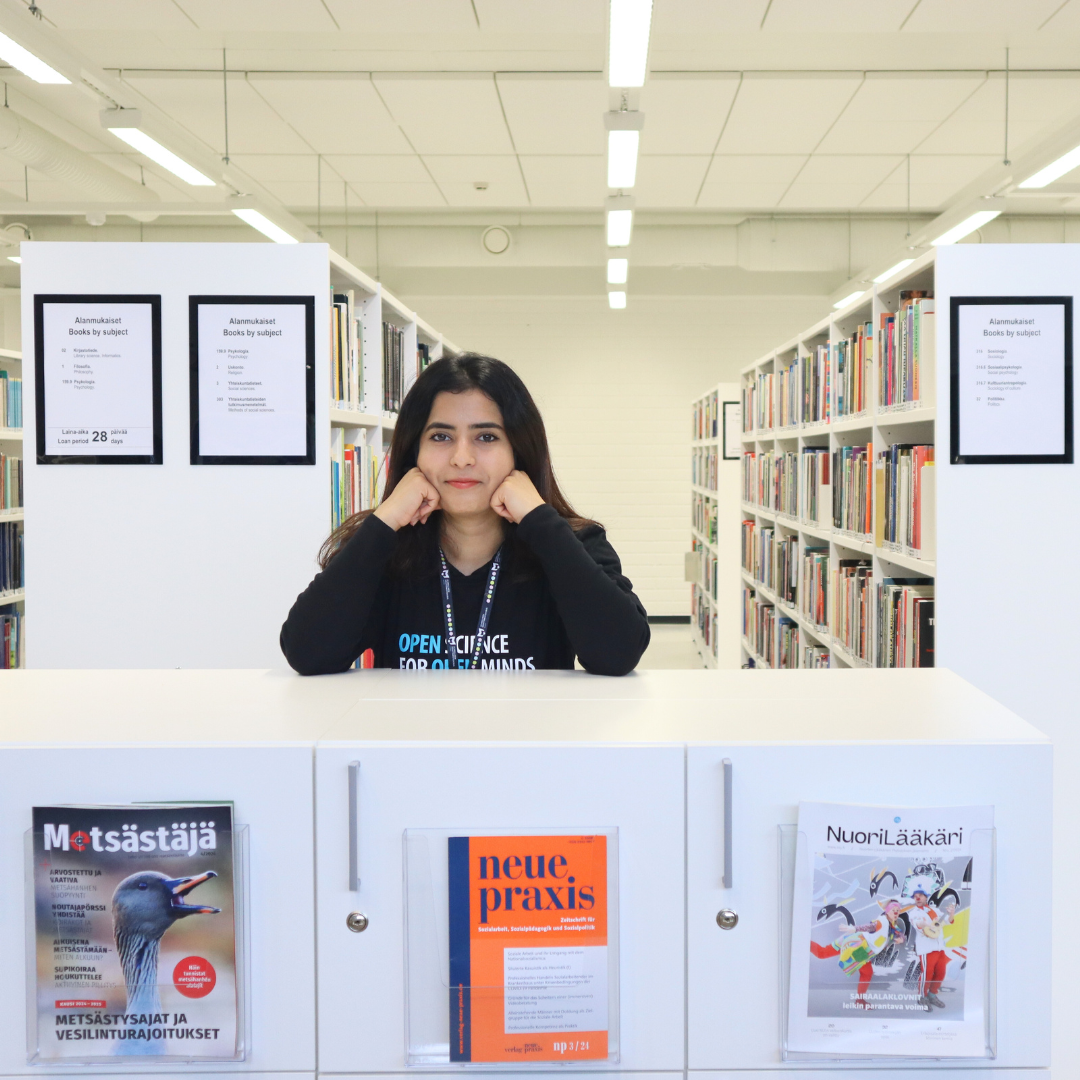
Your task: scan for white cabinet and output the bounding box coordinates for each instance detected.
[0,745,316,1077]
[686,742,1051,1073]
[315,743,685,1075]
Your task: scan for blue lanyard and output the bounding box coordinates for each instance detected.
[439,545,503,669]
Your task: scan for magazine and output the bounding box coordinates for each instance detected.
[448,834,609,1063]
[29,804,240,1061]
[787,801,993,1058]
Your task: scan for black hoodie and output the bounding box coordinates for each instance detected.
[280,504,650,676]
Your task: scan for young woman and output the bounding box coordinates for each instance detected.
[280,353,650,676]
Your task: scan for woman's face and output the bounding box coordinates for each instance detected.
[416,389,515,516]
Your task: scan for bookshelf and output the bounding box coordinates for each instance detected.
[327,251,458,532]
[0,345,23,668]
[727,251,937,669]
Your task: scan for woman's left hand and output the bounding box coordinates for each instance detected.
[490,470,546,523]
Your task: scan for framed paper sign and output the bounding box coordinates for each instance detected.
[190,295,316,465]
[722,400,742,460]
[950,296,1073,465]
[34,293,163,465]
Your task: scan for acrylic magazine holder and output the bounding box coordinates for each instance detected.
[778,824,996,1063]
[403,827,620,1067]
[25,818,249,1065]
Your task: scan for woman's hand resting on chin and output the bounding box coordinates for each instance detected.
[490,470,545,524]
[373,467,441,531]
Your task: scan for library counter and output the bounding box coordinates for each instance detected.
[0,668,1051,1078]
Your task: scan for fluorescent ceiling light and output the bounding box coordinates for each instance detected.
[608,290,627,309]
[606,209,633,247]
[108,126,215,186]
[232,208,298,244]
[0,30,69,84]
[1019,145,1080,189]
[932,209,1001,246]
[609,0,652,87]
[873,259,914,284]
[607,129,639,188]
[833,290,865,310]
[607,257,628,284]
[7,256,20,264]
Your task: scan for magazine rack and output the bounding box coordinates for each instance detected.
[403,827,620,1068]
[778,824,996,1063]
[24,820,249,1065]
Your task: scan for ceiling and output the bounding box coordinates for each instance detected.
[4,0,1080,218]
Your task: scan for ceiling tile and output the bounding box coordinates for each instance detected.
[697,155,807,209]
[122,75,310,155]
[496,75,607,156]
[652,1,771,33]
[764,0,916,31]
[422,155,527,206]
[903,0,1065,32]
[247,76,413,155]
[373,75,514,156]
[816,74,986,155]
[519,155,605,207]
[322,155,430,183]
[780,154,904,209]
[635,156,712,207]
[227,154,322,183]
[642,76,740,155]
[171,0,337,31]
[348,182,447,208]
[858,155,1001,209]
[43,0,197,30]
[717,74,864,155]
[324,0,477,32]
[473,0,606,32]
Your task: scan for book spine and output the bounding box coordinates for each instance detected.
[448,836,472,1062]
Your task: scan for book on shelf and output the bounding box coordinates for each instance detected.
[383,322,405,412]
[877,578,934,667]
[834,319,872,418]
[804,344,830,424]
[830,558,872,663]
[778,616,799,669]
[0,519,23,595]
[692,445,718,490]
[0,449,21,510]
[692,537,718,602]
[832,443,872,537]
[776,356,799,428]
[799,546,829,629]
[693,492,718,544]
[331,430,382,529]
[878,291,935,409]
[803,643,830,668]
[0,604,20,667]
[798,447,830,525]
[694,390,719,440]
[775,534,797,607]
[692,583,718,659]
[0,366,21,428]
[876,443,935,554]
[331,291,364,410]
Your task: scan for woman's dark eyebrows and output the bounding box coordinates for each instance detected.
[470,421,504,430]
[423,420,505,431]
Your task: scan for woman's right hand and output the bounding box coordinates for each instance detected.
[373,467,441,531]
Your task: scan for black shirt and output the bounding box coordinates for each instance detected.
[280,504,650,676]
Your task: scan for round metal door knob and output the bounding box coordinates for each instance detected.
[346,911,369,933]
[716,908,739,930]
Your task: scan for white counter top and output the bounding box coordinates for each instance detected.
[0,667,1048,746]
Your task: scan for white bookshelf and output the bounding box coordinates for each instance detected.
[0,345,24,668]
[731,250,936,669]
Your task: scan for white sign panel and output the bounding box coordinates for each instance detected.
[952,297,1073,464]
[191,297,315,464]
[35,296,161,463]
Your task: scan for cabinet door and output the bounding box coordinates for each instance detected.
[0,745,316,1076]
[316,744,685,1074]
[687,743,1051,1072]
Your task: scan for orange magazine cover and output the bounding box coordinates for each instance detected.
[448,834,609,1063]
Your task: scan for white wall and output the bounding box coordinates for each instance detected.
[402,294,825,616]
[21,242,330,668]
[935,243,1078,1076]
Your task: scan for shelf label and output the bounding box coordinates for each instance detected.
[35,295,162,464]
[951,296,1073,464]
[191,296,315,465]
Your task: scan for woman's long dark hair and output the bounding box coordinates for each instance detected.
[319,353,594,571]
